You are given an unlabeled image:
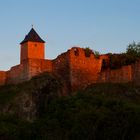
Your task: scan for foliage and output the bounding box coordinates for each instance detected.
[108,53,137,69]
[93,50,100,58]
[84,47,100,58]
[84,47,93,57]
[106,41,140,69]
[127,41,140,57]
[0,83,140,140]
[99,41,140,69]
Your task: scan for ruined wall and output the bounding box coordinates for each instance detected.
[3,46,140,91]
[98,65,132,83]
[132,60,140,83]
[6,61,29,84]
[69,47,102,91]
[5,58,53,85]
[100,54,110,60]
[53,52,71,95]
[0,71,6,85]
[27,59,53,79]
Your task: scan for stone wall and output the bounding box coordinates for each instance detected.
[53,52,71,95]
[69,47,102,91]
[2,46,140,91]
[0,71,6,85]
[6,61,29,84]
[98,65,132,83]
[132,60,140,83]
[20,42,45,63]
[5,59,53,85]
[27,59,53,79]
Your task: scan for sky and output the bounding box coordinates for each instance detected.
[0,0,140,70]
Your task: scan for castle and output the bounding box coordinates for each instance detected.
[0,28,140,92]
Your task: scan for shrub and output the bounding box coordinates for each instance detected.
[84,47,92,57]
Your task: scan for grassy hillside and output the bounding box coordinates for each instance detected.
[0,74,140,140]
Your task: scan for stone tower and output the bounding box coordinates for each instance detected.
[20,28,45,63]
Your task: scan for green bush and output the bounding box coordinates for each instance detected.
[84,47,92,57]
[108,41,140,69]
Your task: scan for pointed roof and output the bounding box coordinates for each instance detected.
[20,28,45,44]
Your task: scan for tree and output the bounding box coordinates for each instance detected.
[94,50,100,59]
[84,47,100,58]
[126,41,140,57]
[84,47,92,57]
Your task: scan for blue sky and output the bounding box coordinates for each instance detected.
[0,0,140,70]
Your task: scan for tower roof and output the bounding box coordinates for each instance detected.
[20,28,45,44]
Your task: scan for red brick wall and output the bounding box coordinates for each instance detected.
[0,71,6,85]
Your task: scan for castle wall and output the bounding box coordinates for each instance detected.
[100,54,110,60]
[69,47,102,91]
[27,59,53,79]
[3,44,140,91]
[53,52,71,95]
[6,61,29,84]
[4,27,140,91]
[98,65,132,83]
[0,71,6,85]
[131,60,140,83]
[4,59,53,85]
